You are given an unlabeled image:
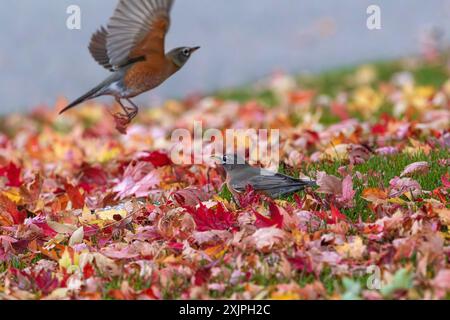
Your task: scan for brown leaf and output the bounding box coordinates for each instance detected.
[316,172,342,195]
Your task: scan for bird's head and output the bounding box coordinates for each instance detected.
[168,46,200,68]
[212,154,247,172]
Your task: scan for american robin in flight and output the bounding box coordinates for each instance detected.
[214,154,316,200]
[59,0,199,133]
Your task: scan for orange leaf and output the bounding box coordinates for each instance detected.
[64,183,85,209]
[362,188,388,202]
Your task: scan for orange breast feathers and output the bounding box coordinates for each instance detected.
[123,58,174,93]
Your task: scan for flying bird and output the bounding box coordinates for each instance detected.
[60,0,199,133]
[215,154,316,200]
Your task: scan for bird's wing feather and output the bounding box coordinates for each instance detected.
[232,173,312,193]
[89,26,115,71]
[106,0,174,67]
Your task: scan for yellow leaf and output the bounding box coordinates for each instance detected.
[58,248,79,273]
[44,288,69,300]
[96,147,121,163]
[58,248,72,270]
[322,144,349,161]
[388,198,406,205]
[271,291,300,300]
[204,245,227,260]
[96,208,127,221]
[335,237,366,259]
[80,206,96,224]
[436,208,450,226]
[2,189,21,203]
[34,199,45,212]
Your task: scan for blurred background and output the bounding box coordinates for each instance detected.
[1,0,450,113]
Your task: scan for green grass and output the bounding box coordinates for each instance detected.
[282,149,449,221]
[216,88,279,108]
[215,58,450,126]
[219,148,448,222]
[102,277,122,300]
[218,184,234,202]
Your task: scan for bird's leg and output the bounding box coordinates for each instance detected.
[111,98,134,135]
[125,99,139,120]
[113,98,137,123]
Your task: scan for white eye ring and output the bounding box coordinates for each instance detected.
[182,49,190,56]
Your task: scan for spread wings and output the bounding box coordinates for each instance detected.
[88,0,174,71]
[89,27,114,71]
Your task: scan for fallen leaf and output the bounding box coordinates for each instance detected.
[47,221,78,234]
[361,188,388,203]
[316,172,342,195]
[69,227,84,246]
[400,161,430,177]
[248,227,287,253]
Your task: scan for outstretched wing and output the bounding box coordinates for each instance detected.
[89,26,114,71]
[105,0,174,68]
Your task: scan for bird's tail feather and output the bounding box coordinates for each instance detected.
[59,85,103,115]
[302,179,317,187]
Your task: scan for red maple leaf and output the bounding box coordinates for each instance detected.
[371,113,392,135]
[371,123,388,135]
[83,263,95,279]
[288,255,313,273]
[194,267,211,286]
[254,202,283,229]
[168,241,184,252]
[34,270,59,294]
[236,185,261,208]
[0,194,26,225]
[140,151,172,167]
[185,203,237,232]
[79,165,108,192]
[64,183,85,209]
[0,162,23,187]
[293,194,303,208]
[330,204,348,224]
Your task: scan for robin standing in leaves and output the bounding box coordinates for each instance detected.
[215,154,317,201]
[60,0,200,133]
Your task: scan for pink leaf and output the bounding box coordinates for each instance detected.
[441,173,450,188]
[337,175,356,205]
[389,177,422,198]
[400,161,430,177]
[172,188,210,206]
[113,161,161,199]
[316,171,342,195]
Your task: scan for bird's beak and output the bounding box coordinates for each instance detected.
[190,46,201,53]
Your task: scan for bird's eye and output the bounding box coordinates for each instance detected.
[182,49,190,57]
[222,155,227,162]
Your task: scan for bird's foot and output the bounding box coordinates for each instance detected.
[111,112,133,135]
[110,99,139,135]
